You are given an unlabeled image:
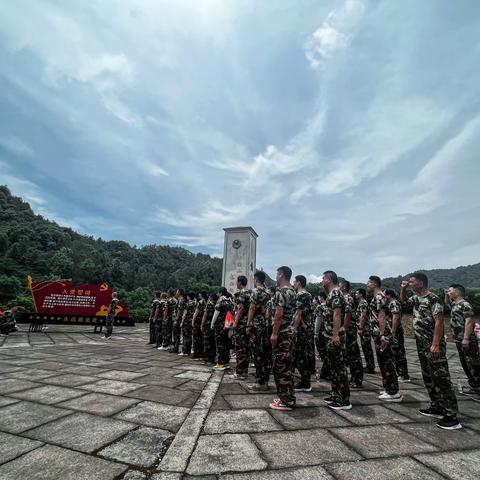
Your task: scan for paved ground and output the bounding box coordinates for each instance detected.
[0,324,479,480]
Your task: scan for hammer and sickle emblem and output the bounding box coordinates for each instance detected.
[100,283,109,291]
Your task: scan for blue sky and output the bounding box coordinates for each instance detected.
[1,0,480,282]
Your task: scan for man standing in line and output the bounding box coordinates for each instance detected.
[356,288,376,373]
[148,292,161,345]
[315,292,330,379]
[247,271,271,391]
[385,289,410,382]
[322,271,352,410]
[293,275,315,392]
[192,291,207,359]
[180,292,196,356]
[211,288,234,371]
[233,276,251,379]
[172,289,186,354]
[201,293,218,364]
[362,276,402,403]
[269,266,297,411]
[445,284,479,395]
[340,280,363,388]
[401,273,461,429]
[162,289,177,350]
[104,292,118,339]
[156,292,167,350]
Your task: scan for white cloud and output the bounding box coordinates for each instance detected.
[0,136,34,157]
[307,274,323,284]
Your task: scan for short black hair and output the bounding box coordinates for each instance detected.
[218,287,229,296]
[254,271,266,283]
[323,270,338,284]
[168,288,175,295]
[385,288,397,298]
[187,292,196,300]
[340,280,351,291]
[200,290,208,299]
[412,272,428,288]
[450,284,466,298]
[155,291,161,297]
[177,288,185,296]
[356,288,366,297]
[237,275,248,287]
[209,293,219,302]
[277,266,292,281]
[295,275,307,288]
[369,276,381,288]
[318,292,327,300]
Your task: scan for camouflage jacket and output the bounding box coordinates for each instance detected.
[215,296,234,322]
[407,292,444,343]
[250,287,270,325]
[273,286,297,331]
[108,298,118,317]
[356,298,369,331]
[449,299,475,343]
[388,299,403,331]
[369,291,392,337]
[150,298,160,319]
[344,293,356,330]
[295,290,314,332]
[195,298,206,317]
[235,288,251,322]
[176,297,186,319]
[322,287,345,337]
[165,297,178,321]
[185,299,196,320]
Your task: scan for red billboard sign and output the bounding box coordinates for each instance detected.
[28,278,129,318]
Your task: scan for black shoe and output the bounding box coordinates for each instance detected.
[323,396,334,404]
[436,415,462,430]
[418,407,444,418]
[294,382,312,392]
[328,401,352,410]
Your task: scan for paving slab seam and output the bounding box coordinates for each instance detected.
[326,426,369,460]
[405,455,453,480]
[159,370,224,473]
[0,441,46,468]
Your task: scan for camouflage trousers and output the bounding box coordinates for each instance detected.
[327,339,350,404]
[346,329,363,386]
[250,321,271,385]
[203,324,216,363]
[391,324,409,378]
[374,335,399,395]
[172,318,181,353]
[456,341,480,392]
[272,328,296,407]
[149,318,156,344]
[181,318,193,355]
[294,328,315,384]
[360,327,376,372]
[316,333,331,378]
[234,321,249,375]
[105,315,114,338]
[192,317,204,358]
[416,338,458,416]
[155,320,163,347]
[162,318,173,347]
[214,320,230,365]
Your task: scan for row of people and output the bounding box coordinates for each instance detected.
[148,268,479,431]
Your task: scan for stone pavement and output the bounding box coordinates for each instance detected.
[0,324,479,480]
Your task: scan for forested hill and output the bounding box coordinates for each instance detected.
[0,185,222,307]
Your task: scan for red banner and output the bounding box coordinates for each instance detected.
[29,279,129,318]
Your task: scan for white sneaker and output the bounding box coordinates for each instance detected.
[378,392,403,402]
[398,376,411,383]
[157,346,165,350]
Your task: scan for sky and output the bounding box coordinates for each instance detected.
[1,0,480,283]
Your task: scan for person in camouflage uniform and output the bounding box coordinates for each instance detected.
[211,287,234,370]
[322,271,351,410]
[314,292,331,379]
[202,293,218,364]
[401,273,461,430]
[192,291,207,359]
[355,288,376,373]
[233,276,251,378]
[148,292,161,345]
[340,281,363,388]
[161,289,177,349]
[0,309,18,336]
[104,292,119,339]
[172,289,186,354]
[269,266,297,410]
[445,284,479,395]
[180,292,196,355]
[155,293,167,349]
[293,275,315,392]
[363,276,401,402]
[247,271,271,390]
[385,289,410,382]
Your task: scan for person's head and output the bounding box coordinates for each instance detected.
[112,291,117,299]
[161,292,167,299]
[339,280,350,294]
[200,290,208,300]
[268,286,276,297]
[167,288,175,297]
[410,272,428,293]
[385,288,397,301]
[322,270,338,290]
[448,284,466,301]
[236,275,248,290]
[254,270,266,286]
[367,276,381,293]
[355,288,366,301]
[155,291,161,298]
[318,292,327,304]
[176,288,185,298]
[218,287,229,297]
[187,291,196,301]
[294,275,307,291]
[209,293,219,303]
[276,266,292,286]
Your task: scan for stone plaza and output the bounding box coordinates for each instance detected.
[0,324,479,480]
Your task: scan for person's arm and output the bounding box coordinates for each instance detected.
[163,303,168,322]
[344,309,351,333]
[201,308,208,332]
[358,305,368,335]
[234,304,244,330]
[332,307,341,346]
[392,312,400,334]
[463,316,475,349]
[400,281,409,305]
[430,312,444,360]
[271,306,283,347]
[182,307,187,326]
[211,303,220,329]
[378,309,387,337]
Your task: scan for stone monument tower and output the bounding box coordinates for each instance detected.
[222,226,258,291]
